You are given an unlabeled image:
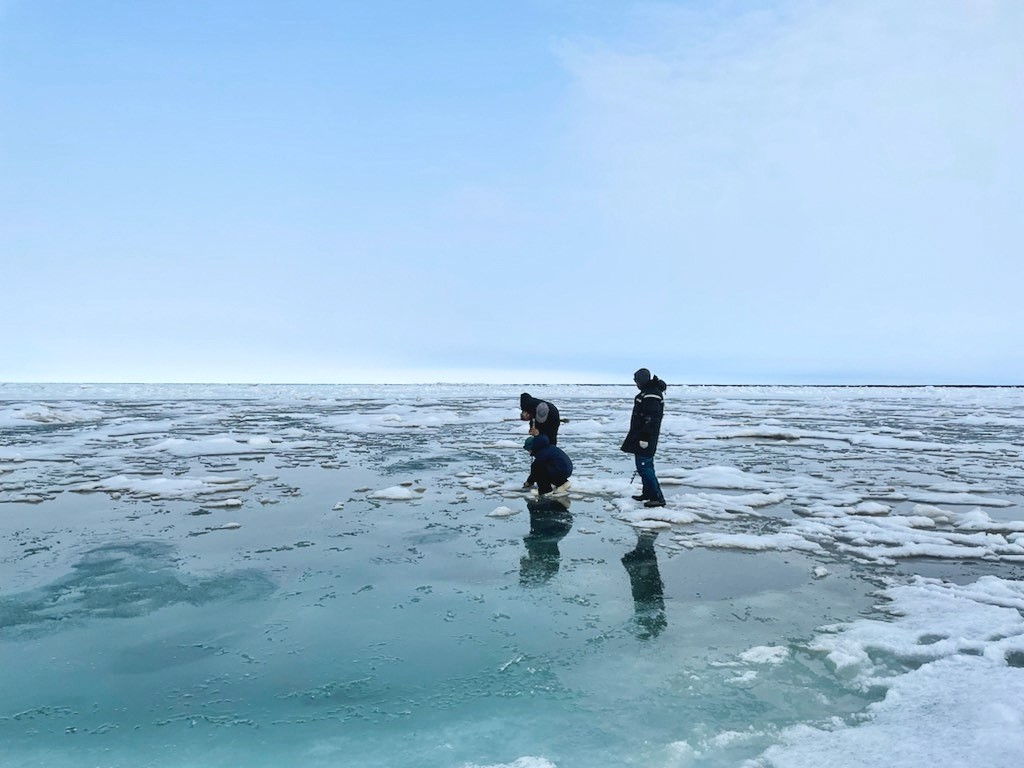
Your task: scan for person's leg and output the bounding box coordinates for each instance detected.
[534,463,553,494]
[634,454,652,498]
[635,454,664,502]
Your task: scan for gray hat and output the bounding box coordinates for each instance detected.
[633,368,652,386]
[535,402,549,423]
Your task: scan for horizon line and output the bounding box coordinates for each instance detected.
[3,381,1023,389]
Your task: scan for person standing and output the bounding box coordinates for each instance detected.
[519,392,560,446]
[620,367,667,508]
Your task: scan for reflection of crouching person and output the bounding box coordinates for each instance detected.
[522,434,573,495]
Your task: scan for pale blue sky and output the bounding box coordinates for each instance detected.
[2,0,1022,384]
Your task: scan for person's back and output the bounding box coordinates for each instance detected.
[519,392,561,445]
[531,434,573,479]
[523,434,572,494]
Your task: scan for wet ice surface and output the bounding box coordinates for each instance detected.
[1,384,1023,768]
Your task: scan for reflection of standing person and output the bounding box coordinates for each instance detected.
[522,435,573,494]
[620,367,667,508]
[519,392,560,445]
[520,498,573,586]
[621,530,667,639]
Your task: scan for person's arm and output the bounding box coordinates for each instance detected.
[524,460,537,487]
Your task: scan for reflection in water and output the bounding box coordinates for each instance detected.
[622,531,667,639]
[520,497,573,586]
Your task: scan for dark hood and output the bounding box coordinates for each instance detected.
[529,433,551,455]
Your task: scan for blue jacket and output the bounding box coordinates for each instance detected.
[526,434,573,483]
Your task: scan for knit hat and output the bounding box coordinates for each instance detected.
[633,368,652,387]
[520,393,532,410]
[523,436,535,452]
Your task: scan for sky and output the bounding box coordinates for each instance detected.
[2,0,1022,385]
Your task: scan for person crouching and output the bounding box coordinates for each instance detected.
[522,434,573,495]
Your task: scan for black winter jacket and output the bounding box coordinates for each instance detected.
[520,393,560,446]
[620,377,667,457]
